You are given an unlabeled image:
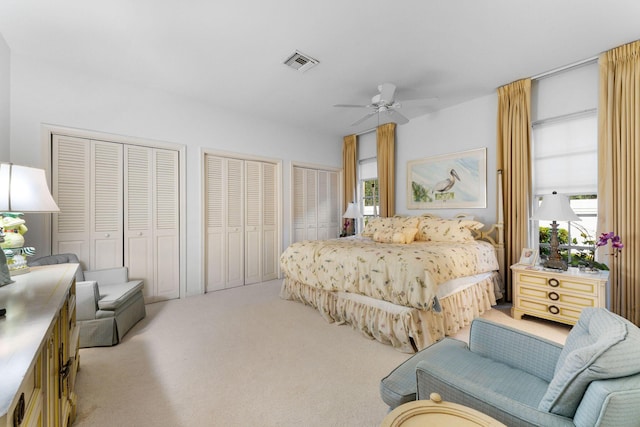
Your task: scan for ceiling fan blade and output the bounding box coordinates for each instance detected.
[378,83,397,104]
[351,111,377,126]
[334,103,370,108]
[387,109,410,125]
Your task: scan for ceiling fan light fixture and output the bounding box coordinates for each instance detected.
[283,50,319,73]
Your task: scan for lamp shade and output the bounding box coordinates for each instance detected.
[342,202,361,219]
[0,163,60,212]
[530,191,579,222]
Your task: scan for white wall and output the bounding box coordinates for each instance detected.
[0,34,9,160]
[9,53,341,296]
[395,94,499,227]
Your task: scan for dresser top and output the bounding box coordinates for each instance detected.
[511,263,609,281]
[0,263,78,417]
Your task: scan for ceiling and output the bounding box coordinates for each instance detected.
[1,0,639,138]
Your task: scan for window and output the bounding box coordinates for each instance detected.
[359,158,378,227]
[531,61,598,266]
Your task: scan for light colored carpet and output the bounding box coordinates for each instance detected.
[73,280,570,427]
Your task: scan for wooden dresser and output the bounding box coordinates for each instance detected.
[0,264,80,427]
[511,264,608,326]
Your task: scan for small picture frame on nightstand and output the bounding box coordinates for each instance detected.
[518,248,537,266]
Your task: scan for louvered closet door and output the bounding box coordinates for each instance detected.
[153,149,180,300]
[205,155,226,291]
[292,166,340,243]
[244,161,278,285]
[52,135,91,265]
[205,155,244,290]
[125,146,179,302]
[292,167,306,243]
[91,141,124,269]
[261,162,278,280]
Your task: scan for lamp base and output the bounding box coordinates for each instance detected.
[543,258,568,271]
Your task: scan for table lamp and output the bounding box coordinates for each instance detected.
[342,202,361,236]
[530,191,579,271]
[0,163,60,286]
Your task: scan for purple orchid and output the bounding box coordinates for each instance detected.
[596,232,624,252]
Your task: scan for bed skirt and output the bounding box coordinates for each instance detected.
[280,272,500,353]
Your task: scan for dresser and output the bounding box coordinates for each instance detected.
[511,264,608,326]
[0,264,80,427]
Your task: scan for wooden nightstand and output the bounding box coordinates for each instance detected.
[511,264,608,326]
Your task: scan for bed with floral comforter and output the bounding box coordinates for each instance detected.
[280,215,504,352]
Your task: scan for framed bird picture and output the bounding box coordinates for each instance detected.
[407,147,487,209]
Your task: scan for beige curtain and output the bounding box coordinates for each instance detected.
[497,79,532,301]
[376,123,396,217]
[342,134,357,234]
[598,40,640,325]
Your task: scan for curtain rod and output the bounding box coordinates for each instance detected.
[532,55,598,80]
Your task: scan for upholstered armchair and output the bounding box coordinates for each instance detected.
[381,308,640,427]
[28,253,146,348]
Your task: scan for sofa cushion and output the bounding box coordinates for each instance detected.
[97,280,144,310]
[539,308,640,417]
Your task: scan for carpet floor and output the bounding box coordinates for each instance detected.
[72,280,570,427]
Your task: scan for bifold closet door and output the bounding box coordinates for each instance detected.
[125,145,180,303]
[244,161,278,285]
[52,135,123,270]
[205,155,244,291]
[292,166,340,243]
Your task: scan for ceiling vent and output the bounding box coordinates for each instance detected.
[283,50,319,72]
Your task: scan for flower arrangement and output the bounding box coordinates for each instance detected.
[581,231,624,271]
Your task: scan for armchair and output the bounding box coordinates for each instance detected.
[28,253,146,348]
[381,308,640,427]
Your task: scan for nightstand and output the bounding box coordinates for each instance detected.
[511,264,608,326]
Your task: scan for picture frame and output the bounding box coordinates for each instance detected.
[407,147,487,209]
[519,248,538,266]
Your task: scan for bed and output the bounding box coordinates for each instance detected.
[280,214,505,353]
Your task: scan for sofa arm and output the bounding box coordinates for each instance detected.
[84,267,129,286]
[573,375,640,427]
[469,318,563,382]
[76,280,99,321]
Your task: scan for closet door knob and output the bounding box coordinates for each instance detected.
[138,232,143,236]
[104,233,110,238]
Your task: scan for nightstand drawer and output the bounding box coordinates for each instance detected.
[517,272,599,296]
[517,298,583,323]
[518,285,598,308]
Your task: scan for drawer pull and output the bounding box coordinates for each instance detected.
[548,291,560,301]
[548,278,560,287]
[548,305,560,315]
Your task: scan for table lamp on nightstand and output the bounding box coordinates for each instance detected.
[531,191,579,271]
[0,163,60,286]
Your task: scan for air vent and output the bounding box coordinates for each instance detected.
[283,50,319,72]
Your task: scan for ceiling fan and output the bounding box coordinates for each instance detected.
[334,82,437,126]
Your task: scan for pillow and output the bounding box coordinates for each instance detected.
[416,217,484,242]
[538,308,640,417]
[372,227,418,244]
[361,216,419,237]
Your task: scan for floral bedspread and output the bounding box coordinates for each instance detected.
[280,236,499,310]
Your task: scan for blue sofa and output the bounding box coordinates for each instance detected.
[381,308,640,426]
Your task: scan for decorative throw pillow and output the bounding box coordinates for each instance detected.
[538,308,640,417]
[372,227,418,244]
[416,217,484,242]
[362,217,393,237]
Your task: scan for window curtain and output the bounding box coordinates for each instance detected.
[497,79,532,301]
[376,123,396,217]
[598,40,640,325]
[342,134,357,234]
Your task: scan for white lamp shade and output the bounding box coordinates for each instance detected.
[0,163,60,212]
[531,191,579,222]
[342,202,361,219]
